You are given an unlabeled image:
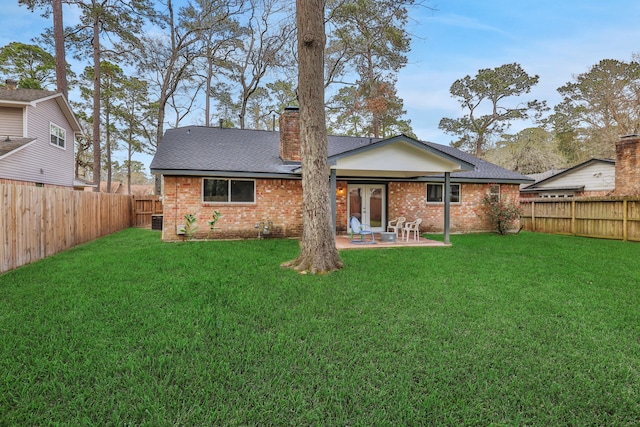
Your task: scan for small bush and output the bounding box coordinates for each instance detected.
[184,213,198,240]
[481,194,522,235]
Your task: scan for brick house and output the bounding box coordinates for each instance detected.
[150,108,532,242]
[0,79,82,188]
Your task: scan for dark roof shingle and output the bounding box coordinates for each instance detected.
[151,126,532,183]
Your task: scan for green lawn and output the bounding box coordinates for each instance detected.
[1,229,639,426]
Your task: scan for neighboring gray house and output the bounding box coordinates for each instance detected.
[0,80,81,188]
[521,158,616,198]
[151,108,533,241]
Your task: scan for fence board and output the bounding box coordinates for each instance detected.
[132,196,163,228]
[1,184,134,274]
[521,196,640,242]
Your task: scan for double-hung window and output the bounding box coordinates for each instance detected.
[50,122,66,148]
[203,178,255,203]
[489,184,500,202]
[426,183,460,203]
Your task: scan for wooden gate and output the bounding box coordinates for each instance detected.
[133,196,163,228]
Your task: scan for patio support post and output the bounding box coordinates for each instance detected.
[330,168,337,234]
[444,172,451,244]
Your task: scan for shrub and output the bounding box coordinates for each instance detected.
[184,213,198,240]
[481,194,522,235]
[207,211,222,239]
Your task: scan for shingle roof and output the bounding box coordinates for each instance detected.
[0,137,36,158]
[150,126,533,183]
[0,88,58,103]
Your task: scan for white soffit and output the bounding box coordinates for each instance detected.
[332,140,465,177]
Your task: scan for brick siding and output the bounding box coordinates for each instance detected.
[162,176,303,241]
[162,176,521,240]
[615,136,640,196]
[387,182,520,233]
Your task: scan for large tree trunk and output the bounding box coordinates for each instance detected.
[282,0,342,274]
[52,0,68,98]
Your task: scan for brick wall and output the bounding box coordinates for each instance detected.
[162,176,522,240]
[387,182,520,233]
[162,176,303,241]
[615,135,640,196]
[279,108,301,161]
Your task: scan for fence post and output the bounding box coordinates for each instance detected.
[531,200,536,232]
[571,199,576,236]
[623,198,628,242]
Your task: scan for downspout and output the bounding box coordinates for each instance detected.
[330,169,337,235]
[444,172,451,244]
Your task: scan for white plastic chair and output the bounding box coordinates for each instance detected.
[403,218,423,242]
[387,216,406,237]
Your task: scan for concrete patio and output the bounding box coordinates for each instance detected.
[336,233,449,249]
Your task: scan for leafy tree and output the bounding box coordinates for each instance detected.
[266,80,298,113]
[327,86,366,136]
[114,76,155,194]
[485,128,564,174]
[18,0,69,96]
[439,63,548,157]
[328,76,415,138]
[0,42,56,89]
[81,61,125,192]
[552,59,640,160]
[62,0,157,191]
[282,0,342,273]
[208,81,240,127]
[110,160,152,186]
[325,0,417,138]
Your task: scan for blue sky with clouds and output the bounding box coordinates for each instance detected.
[400,0,640,141]
[2,1,640,173]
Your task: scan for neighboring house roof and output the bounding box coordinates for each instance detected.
[521,158,615,193]
[0,88,82,134]
[99,181,154,195]
[73,177,97,190]
[0,88,58,103]
[150,126,533,184]
[0,137,36,160]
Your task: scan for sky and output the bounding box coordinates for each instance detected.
[1,0,640,175]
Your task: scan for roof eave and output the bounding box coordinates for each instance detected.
[415,176,534,184]
[521,185,585,193]
[151,168,300,179]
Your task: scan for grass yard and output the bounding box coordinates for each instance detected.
[1,229,639,425]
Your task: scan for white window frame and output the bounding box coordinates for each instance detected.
[489,184,500,202]
[50,122,66,149]
[202,178,256,204]
[426,183,461,204]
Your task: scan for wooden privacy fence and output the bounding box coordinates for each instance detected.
[520,197,640,242]
[132,195,163,228]
[1,184,133,274]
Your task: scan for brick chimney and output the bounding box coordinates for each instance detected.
[614,134,640,195]
[5,79,17,90]
[279,107,301,161]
